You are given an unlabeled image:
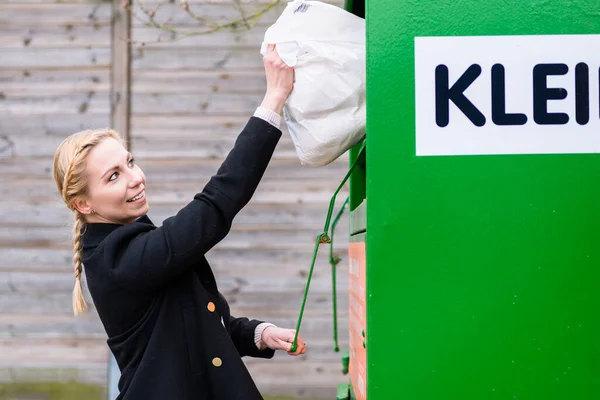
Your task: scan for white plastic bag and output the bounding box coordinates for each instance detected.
[260,0,366,167]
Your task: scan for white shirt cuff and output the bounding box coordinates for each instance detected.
[254,322,276,350]
[253,106,282,130]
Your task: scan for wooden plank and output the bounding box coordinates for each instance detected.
[0,0,335,3]
[129,2,284,23]
[6,116,311,146]
[0,224,349,249]
[130,135,300,159]
[247,360,349,386]
[148,202,349,229]
[0,114,111,136]
[132,26,267,49]
[126,0,344,39]
[1,262,350,295]
[130,114,261,134]
[0,48,111,68]
[0,200,350,230]
[0,0,311,3]
[0,26,111,49]
[131,0,340,4]
[127,0,343,24]
[0,289,86,314]
[0,69,110,96]
[0,266,351,314]
[131,47,263,70]
[0,92,110,115]
[0,314,106,339]
[2,246,352,272]
[0,155,347,179]
[127,2,284,29]
[0,134,100,158]
[0,271,78,294]
[133,0,343,4]
[0,4,112,26]
[132,70,266,94]
[1,287,347,315]
[0,0,109,3]
[139,157,349,182]
[5,92,290,118]
[131,92,262,114]
[0,312,347,339]
[1,248,74,271]
[2,340,349,378]
[0,177,348,204]
[207,250,352,278]
[0,159,53,181]
[0,338,108,365]
[149,177,348,204]
[0,225,73,248]
[111,0,132,144]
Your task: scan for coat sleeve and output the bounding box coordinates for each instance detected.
[228,316,275,359]
[101,117,281,293]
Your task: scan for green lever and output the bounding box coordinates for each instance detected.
[341,349,350,375]
[330,196,349,352]
[290,141,366,353]
[336,383,350,400]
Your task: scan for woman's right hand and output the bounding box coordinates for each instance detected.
[261,326,306,356]
[261,43,295,116]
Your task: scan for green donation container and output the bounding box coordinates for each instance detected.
[342,0,600,398]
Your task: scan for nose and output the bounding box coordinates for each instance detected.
[128,170,144,189]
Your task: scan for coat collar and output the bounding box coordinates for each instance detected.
[82,215,154,250]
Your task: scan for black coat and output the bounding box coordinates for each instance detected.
[81,117,281,400]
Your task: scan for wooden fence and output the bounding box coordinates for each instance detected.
[0,0,351,397]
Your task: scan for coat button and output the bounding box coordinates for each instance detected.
[212,357,222,367]
[207,302,216,312]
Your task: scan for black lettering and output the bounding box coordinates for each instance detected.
[491,64,527,126]
[435,64,486,127]
[575,63,589,125]
[533,64,569,125]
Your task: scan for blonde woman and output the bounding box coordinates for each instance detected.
[52,45,306,400]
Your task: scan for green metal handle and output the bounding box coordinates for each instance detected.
[336,383,351,400]
[290,141,366,353]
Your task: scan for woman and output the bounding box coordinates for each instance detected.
[52,44,306,400]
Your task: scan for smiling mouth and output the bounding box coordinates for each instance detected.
[127,190,145,203]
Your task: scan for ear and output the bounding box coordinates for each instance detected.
[73,197,94,216]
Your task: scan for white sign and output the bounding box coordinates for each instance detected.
[415,34,600,156]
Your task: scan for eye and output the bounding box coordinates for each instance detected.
[109,172,119,182]
[128,158,135,167]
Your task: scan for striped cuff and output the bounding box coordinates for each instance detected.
[253,106,282,130]
[254,322,276,350]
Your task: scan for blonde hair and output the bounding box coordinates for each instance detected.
[52,129,126,315]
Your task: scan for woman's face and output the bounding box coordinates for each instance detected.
[80,137,149,224]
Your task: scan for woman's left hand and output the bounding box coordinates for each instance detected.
[261,326,306,356]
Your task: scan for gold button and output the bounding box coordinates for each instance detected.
[212,357,222,367]
[207,302,215,312]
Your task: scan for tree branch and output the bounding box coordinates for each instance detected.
[123,0,281,45]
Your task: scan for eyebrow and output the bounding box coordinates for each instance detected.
[100,152,132,180]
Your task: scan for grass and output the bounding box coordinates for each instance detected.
[0,383,104,400]
[0,383,321,400]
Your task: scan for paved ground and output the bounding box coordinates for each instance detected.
[0,384,323,400]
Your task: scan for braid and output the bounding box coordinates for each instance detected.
[72,212,87,315]
[52,128,125,316]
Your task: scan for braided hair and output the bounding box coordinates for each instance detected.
[52,129,125,315]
